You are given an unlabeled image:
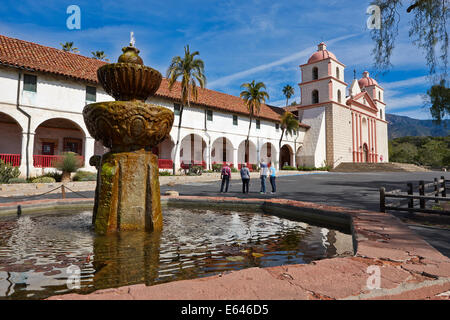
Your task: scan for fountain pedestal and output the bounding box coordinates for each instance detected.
[95,150,162,233]
[84,45,173,235]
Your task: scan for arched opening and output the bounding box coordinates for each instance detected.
[378,91,381,100]
[337,90,342,103]
[280,144,293,169]
[0,112,23,166]
[295,146,303,168]
[380,109,383,120]
[363,143,369,162]
[211,137,234,166]
[336,67,340,79]
[180,134,207,168]
[312,67,318,80]
[154,136,175,169]
[238,140,256,169]
[34,118,85,168]
[260,142,277,167]
[312,90,319,104]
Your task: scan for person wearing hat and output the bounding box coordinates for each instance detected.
[240,163,250,193]
[259,161,269,194]
[220,162,232,193]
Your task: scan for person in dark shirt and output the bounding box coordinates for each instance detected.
[240,163,250,193]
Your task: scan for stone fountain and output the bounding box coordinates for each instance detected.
[83,39,174,235]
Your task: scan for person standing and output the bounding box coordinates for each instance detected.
[240,163,250,193]
[269,164,276,194]
[220,163,232,193]
[259,161,269,194]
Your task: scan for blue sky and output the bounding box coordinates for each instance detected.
[0,0,441,119]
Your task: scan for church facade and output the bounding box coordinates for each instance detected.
[288,42,389,168]
[0,35,388,178]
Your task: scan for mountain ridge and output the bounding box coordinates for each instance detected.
[386,113,449,139]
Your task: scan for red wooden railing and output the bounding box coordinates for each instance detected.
[212,161,234,168]
[158,159,173,169]
[33,155,84,168]
[181,161,206,169]
[0,154,21,167]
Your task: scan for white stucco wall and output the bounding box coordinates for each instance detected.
[297,107,326,167]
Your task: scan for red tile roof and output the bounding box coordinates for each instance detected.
[0,34,309,126]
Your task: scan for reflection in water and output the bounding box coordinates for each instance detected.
[0,208,353,299]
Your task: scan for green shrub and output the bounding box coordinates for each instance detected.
[8,178,27,184]
[42,171,62,182]
[231,167,238,173]
[159,171,172,176]
[297,165,330,171]
[32,176,56,183]
[212,163,223,172]
[282,165,297,170]
[188,165,203,176]
[73,170,97,181]
[0,160,20,184]
[251,164,259,171]
[55,152,82,173]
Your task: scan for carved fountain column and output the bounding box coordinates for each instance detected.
[83,44,174,235]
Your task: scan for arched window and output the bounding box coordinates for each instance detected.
[378,91,381,100]
[312,67,318,80]
[336,67,340,79]
[312,90,319,104]
[380,109,383,119]
[337,90,342,103]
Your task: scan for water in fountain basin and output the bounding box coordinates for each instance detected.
[0,208,353,299]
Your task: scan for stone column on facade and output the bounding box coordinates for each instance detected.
[172,142,181,173]
[84,136,96,171]
[19,131,34,177]
[233,147,238,168]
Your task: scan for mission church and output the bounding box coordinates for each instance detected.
[0,35,388,177]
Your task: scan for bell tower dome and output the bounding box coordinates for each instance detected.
[299,42,346,106]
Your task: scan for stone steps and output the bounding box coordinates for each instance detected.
[332,162,431,172]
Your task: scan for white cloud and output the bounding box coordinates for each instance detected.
[391,108,432,120]
[383,76,428,90]
[386,94,425,110]
[207,33,362,89]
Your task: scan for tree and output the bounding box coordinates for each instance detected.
[282,85,295,106]
[239,80,269,163]
[166,45,206,174]
[278,111,299,169]
[369,0,449,121]
[426,79,450,124]
[91,51,109,61]
[60,42,79,53]
[54,152,82,182]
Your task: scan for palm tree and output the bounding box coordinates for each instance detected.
[282,84,294,106]
[239,80,269,163]
[91,51,109,61]
[279,111,299,169]
[60,42,79,53]
[166,45,206,174]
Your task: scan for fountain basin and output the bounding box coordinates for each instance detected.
[0,202,353,300]
[83,101,173,151]
[97,63,162,101]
